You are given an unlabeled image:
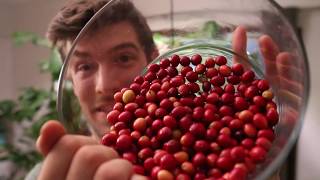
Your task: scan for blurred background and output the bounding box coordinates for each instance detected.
[0,0,319,179]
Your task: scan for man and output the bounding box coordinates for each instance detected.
[49,0,159,138]
[28,0,157,179]
[27,0,290,179]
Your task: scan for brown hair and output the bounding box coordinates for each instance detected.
[47,0,156,61]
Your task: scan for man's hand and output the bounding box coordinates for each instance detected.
[37,120,146,180]
[232,26,302,98]
[232,26,303,180]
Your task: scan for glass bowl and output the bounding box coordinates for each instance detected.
[56,0,309,179]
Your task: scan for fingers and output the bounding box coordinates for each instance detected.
[94,159,134,180]
[36,120,66,156]
[38,135,98,180]
[258,35,280,77]
[232,26,248,63]
[276,52,304,95]
[258,35,280,61]
[131,174,149,180]
[66,145,119,180]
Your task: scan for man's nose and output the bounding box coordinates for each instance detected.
[95,66,119,95]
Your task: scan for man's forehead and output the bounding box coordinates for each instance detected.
[85,21,139,42]
[67,22,146,58]
[73,41,141,57]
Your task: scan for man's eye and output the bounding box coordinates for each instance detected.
[118,55,131,63]
[115,54,135,65]
[77,64,92,72]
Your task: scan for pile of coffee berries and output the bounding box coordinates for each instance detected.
[102,54,279,180]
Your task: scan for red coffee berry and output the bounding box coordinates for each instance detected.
[157,127,172,142]
[241,70,255,83]
[138,148,154,160]
[231,63,244,75]
[106,110,120,124]
[160,154,177,170]
[230,146,246,161]
[180,132,195,147]
[186,71,198,83]
[243,124,257,138]
[266,108,279,126]
[118,111,133,123]
[258,129,275,141]
[101,133,118,146]
[191,54,202,65]
[148,63,160,73]
[134,75,144,84]
[133,165,145,175]
[216,156,234,171]
[116,134,132,151]
[194,140,210,152]
[170,54,180,67]
[256,137,272,150]
[189,123,206,138]
[181,161,195,175]
[206,68,218,78]
[219,65,232,77]
[205,57,215,67]
[253,113,268,129]
[181,66,193,77]
[124,102,139,112]
[215,56,227,65]
[174,151,189,164]
[160,58,170,68]
[144,157,155,171]
[180,56,190,66]
[158,169,174,180]
[192,152,207,167]
[249,146,267,163]
[257,79,270,91]
[163,139,181,153]
[195,64,206,74]
[123,152,137,163]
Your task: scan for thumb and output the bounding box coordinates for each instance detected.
[36,120,66,156]
[232,26,248,63]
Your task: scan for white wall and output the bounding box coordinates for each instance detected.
[0,4,14,100]
[296,7,320,180]
[0,0,64,101]
[12,1,64,94]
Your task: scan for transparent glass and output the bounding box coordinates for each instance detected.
[57,0,309,179]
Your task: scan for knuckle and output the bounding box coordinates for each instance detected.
[75,145,119,165]
[57,135,82,151]
[96,159,132,180]
[75,146,102,165]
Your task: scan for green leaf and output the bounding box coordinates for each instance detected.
[28,113,58,139]
[0,100,16,117]
[5,148,42,170]
[6,88,50,122]
[39,48,62,81]
[49,49,63,80]
[202,21,220,38]
[39,60,50,73]
[11,32,51,47]
[18,88,48,110]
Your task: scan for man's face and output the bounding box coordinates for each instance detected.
[69,22,149,136]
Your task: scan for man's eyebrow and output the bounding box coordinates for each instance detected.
[73,50,90,58]
[109,42,140,52]
[71,42,140,60]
